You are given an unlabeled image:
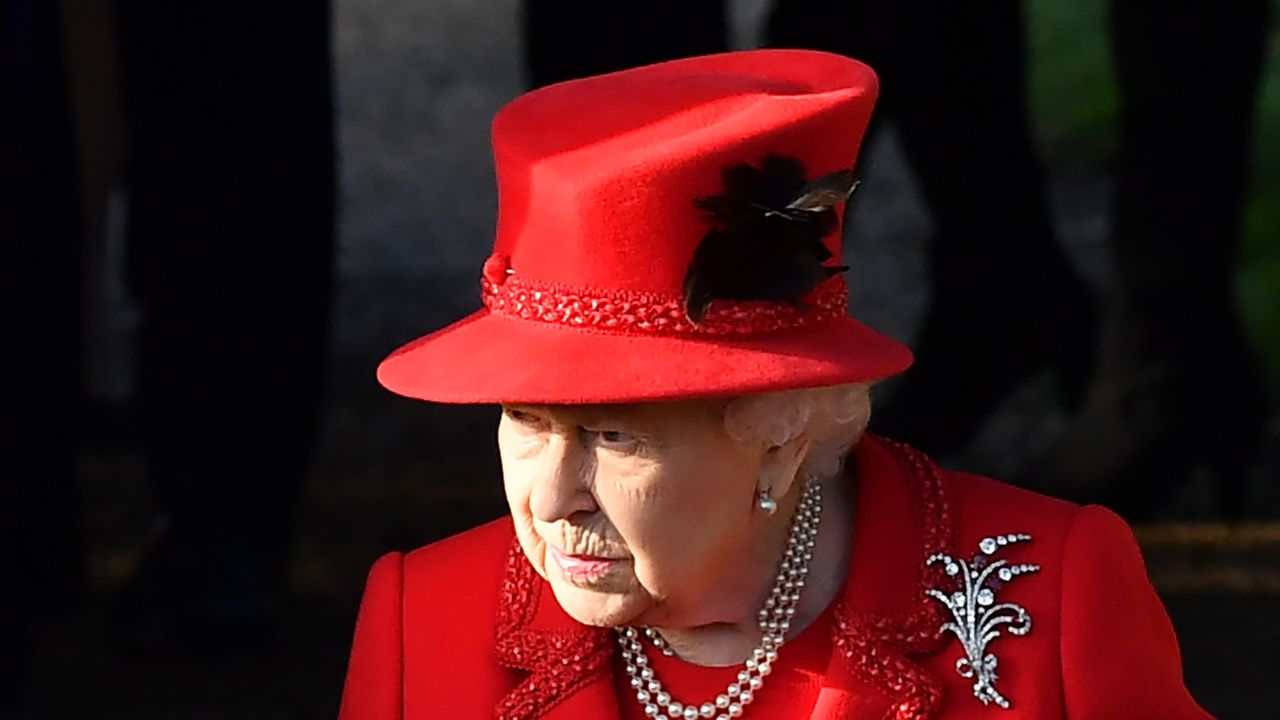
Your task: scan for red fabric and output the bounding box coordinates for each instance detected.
[337,437,1213,719]
[338,553,402,720]
[1059,506,1208,718]
[375,49,913,405]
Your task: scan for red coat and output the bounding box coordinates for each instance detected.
[338,436,1211,719]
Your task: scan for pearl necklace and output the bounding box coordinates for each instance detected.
[617,479,823,719]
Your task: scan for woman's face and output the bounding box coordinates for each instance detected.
[499,400,770,629]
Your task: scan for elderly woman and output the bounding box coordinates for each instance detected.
[338,50,1209,719]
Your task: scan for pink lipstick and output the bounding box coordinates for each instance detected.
[549,546,623,584]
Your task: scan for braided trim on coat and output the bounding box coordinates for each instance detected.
[832,439,957,720]
[493,540,613,720]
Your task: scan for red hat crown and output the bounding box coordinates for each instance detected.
[481,49,876,335]
[378,50,912,404]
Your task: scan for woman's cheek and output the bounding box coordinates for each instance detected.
[603,468,694,592]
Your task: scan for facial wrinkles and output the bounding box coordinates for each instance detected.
[501,402,763,617]
[540,515,627,559]
[520,420,628,560]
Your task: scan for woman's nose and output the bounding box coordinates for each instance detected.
[528,431,597,523]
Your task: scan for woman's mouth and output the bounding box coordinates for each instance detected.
[549,546,626,585]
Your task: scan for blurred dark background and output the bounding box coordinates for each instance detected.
[3,1,1278,718]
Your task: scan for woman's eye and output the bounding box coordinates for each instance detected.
[589,429,639,449]
[504,408,545,427]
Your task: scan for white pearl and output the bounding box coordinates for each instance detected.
[616,479,822,720]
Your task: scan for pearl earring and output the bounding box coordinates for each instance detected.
[757,490,778,515]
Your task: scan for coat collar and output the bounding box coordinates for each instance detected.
[492,435,957,720]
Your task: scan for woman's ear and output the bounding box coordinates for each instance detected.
[756,432,812,502]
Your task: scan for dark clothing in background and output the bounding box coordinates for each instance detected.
[522,0,729,89]
[1,0,87,703]
[1,1,335,705]
[114,2,335,625]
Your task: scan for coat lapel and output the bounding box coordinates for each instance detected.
[490,435,957,720]
[493,539,618,720]
[822,437,957,720]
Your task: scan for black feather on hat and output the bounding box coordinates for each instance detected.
[682,154,860,323]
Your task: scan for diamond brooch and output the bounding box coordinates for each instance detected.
[925,533,1040,710]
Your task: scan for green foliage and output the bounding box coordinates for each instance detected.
[1026,0,1280,386]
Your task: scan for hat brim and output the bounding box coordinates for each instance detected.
[376,309,913,405]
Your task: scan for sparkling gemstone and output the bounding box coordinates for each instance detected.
[998,568,1012,581]
[977,588,995,606]
[945,562,959,576]
[980,537,998,554]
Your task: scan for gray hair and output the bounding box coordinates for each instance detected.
[722,383,873,480]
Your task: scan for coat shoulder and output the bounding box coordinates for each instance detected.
[400,516,521,714]
[942,467,1083,544]
[401,514,516,630]
[403,515,515,580]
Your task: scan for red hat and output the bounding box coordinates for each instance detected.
[377,49,912,404]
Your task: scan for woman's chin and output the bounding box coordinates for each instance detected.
[547,574,646,628]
